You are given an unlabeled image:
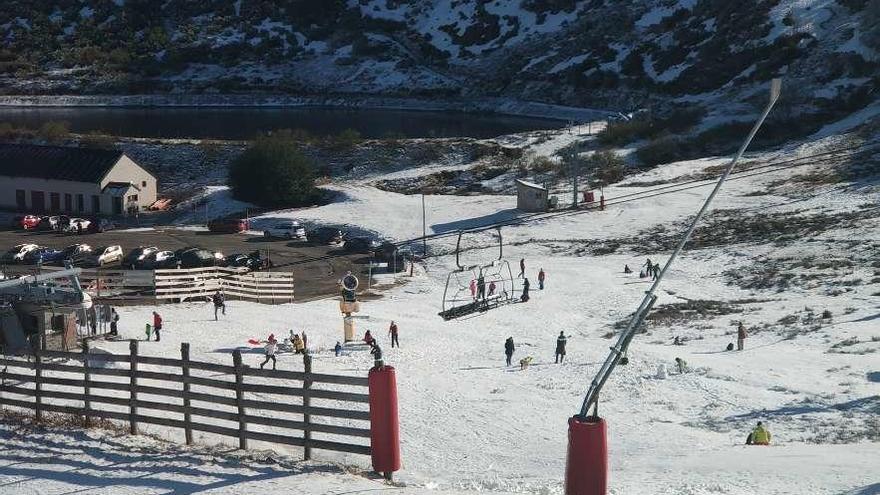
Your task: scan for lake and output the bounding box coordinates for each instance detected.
[0,107,566,140]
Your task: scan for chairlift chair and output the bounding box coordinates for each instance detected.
[439,229,517,320]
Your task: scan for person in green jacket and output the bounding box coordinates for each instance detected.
[749,421,771,445]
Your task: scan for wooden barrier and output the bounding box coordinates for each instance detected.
[0,343,370,457]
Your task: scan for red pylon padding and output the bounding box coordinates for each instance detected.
[565,415,608,495]
[368,366,401,475]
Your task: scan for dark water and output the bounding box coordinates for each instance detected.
[0,107,565,139]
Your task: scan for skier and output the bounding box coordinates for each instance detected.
[334,341,343,357]
[109,308,119,337]
[520,278,530,302]
[538,268,546,290]
[488,281,496,297]
[555,331,567,363]
[212,291,225,320]
[518,258,525,278]
[675,357,688,374]
[737,322,747,351]
[370,341,384,368]
[748,421,771,445]
[477,274,486,300]
[624,264,632,274]
[260,335,278,370]
[504,337,515,366]
[389,321,399,348]
[152,311,162,342]
[363,330,375,346]
[469,279,477,300]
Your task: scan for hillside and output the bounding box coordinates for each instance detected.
[1,1,877,124]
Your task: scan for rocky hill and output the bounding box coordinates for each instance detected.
[0,1,877,124]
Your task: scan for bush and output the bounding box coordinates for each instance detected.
[38,121,70,142]
[590,150,625,186]
[328,128,363,149]
[228,137,320,207]
[597,119,653,146]
[636,137,685,167]
[531,156,557,173]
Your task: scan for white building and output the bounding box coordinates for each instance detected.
[515,178,548,212]
[0,144,157,216]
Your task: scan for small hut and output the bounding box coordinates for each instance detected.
[515,179,548,212]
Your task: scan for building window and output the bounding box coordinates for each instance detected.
[128,194,138,202]
[142,181,147,187]
[64,193,72,212]
[76,194,84,212]
[91,195,100,213]
[15,189,26,210]
[50,192,60,212]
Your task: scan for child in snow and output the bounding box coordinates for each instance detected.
[488,281,496,297]
[748,421,771,445]
[520,278,530,302]
[370,342,384,368]
[555,331,567,363]
[260,335,278,370]
[469,279,477,300]
[624,264,632,274]
[504,337,515,366]
[334,341,343,357]
[292,334,305,354]
[363,330,375,346]
[212,291,225,320]
[538,268,545,290]
[519,258,525,278]
[110,308,119,336]
[144,323,152,341]
[675,357,688,374]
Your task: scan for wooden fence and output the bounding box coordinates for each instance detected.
[1,266,295,304]
[0,341,370,458]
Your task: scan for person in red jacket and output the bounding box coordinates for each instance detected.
[538,268,546,290]
[152,311,162,342]
[389,321,399,348]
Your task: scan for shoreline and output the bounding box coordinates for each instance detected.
[0,94,611,122]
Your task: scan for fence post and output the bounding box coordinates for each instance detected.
[232,350,247,450]
[181,342,193,445]
[303,352,312,461]
[83,340,92,427]
[34,349,43,423]
[129,339,139,435]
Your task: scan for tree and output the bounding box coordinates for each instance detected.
[38,121,70,142]
[228,136,319,207]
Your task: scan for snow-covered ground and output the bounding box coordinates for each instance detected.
[2,129,879,494]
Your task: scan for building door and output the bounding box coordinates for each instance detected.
[76,194,84,212]
[112,197,123,215]
[15,189,26,210]
[91,195,100,214]
[64,193,72,212]
[50,192,60,212]
[31,191,45,213]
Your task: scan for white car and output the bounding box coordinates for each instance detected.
[2,244,40,263]
[83,245,124,266]
[263,221,306,240]
[64,218,91,234]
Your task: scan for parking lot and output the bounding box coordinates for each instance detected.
[0,227,370,300]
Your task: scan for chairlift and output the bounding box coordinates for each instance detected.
[439,228,517,320]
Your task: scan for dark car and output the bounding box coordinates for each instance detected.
[343,237,380,254]
[372,241,399,261]
[123,246,159,269]
[23,247,64,264]
[307,227,344,245]
[59,244,92,264]
[39,215,70,231]
[177,248,223,268]
[208,217,249,233]
[138,250,178,270]
[224,253,262,270]
[87,218,118,233]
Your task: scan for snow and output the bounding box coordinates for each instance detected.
[548,54,589,74]
[2,125,879,493]
[635,0,697,29]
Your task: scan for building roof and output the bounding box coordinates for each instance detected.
[515,178,546,191]
[0,143,124,183]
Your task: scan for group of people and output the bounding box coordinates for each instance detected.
[623,258,662,280]
[503,331,568,368]
[144,311,163,341]
[467,259,545,305]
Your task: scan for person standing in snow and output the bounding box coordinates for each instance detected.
[301,331,308,350]
[737,322,747,351]
[144,323,152,341]
[477,273,486,300]
[518,258,525,278]
[521,278,530,302]
[212,291,225,320]
[469,279,477,300]
[388,321,399,348]
[538,268,546,290]
[152,311,162,342]
[643,258,653,273]
[260,335,278,370]
[370,341,384,368]
[652,263,661,280]
[555,331,567,363]
[504,337,515,366]
[110,308,119,337]
[488,280,496,297]
[748,421,771,445]
[292,334,305,354]
[334,341,343,357]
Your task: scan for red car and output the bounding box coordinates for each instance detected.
[207,217,249,233]
[13,215,41,230]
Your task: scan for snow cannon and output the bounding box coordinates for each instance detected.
[565,415,608,495]
[339,273,360,342]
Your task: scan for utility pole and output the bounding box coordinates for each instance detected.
[421,192,427,256]
[571,145,580,209]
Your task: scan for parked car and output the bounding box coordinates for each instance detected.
[79,245,124,266]
[343,237,380,254]
[208,217,250,233]
[1,244,40,263]
[224,252,264,270]
[87,218,118,233]
[177,248,223,268]
[263,220,306,240]
[123,246,158,269]
[22,247,64,265]
[14,215,41,230]
[59,244,92,264]
[64,218,91,234]
[372,241,399,261]
[138,250,178,270]
[307,227,344,245]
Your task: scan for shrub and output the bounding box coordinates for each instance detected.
[38,121,70,142]
[590,150,625,186]
[636,137,685,167]
[597,119,653,146]
[228,136,319,207]
[329,128,363,149]
[531,156,556,173]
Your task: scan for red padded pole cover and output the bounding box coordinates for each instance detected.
[368,366,401,473]
[565,416,608,495]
